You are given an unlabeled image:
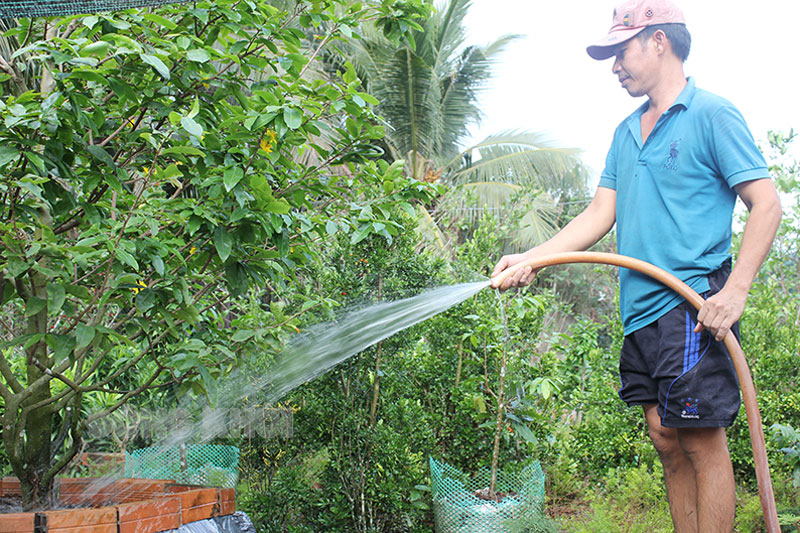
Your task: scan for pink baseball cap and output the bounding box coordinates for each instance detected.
[587,0,686,60]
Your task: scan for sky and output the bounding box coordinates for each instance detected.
[462,0,800,183]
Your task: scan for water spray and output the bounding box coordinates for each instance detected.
[490,251,779,533]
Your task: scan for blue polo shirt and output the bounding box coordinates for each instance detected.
[598,77,770,334]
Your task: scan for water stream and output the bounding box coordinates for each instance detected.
[151,279,492,447]
[80,280,493,493]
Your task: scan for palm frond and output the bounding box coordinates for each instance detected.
[438,181,520,230]
[512,201,560,251]
[443,130,589,195]
[371,47,442,158]
[438,182,559,252]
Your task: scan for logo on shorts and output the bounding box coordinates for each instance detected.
[664,138,681,171]
[681,397,700,419]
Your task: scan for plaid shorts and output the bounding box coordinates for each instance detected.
[618,261,741,428]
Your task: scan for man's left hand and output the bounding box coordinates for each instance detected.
[694,286,748,341]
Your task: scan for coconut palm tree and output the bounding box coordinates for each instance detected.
[342,0,590,253]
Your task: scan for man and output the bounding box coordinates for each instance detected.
[491,1,782,531]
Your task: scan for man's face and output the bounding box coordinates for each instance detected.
[611,36,657,97]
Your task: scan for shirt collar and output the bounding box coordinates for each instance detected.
[670,76,696,110]
[630,76,696,118]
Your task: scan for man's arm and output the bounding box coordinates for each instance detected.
[695,178,782,340]
[491,187,617,290]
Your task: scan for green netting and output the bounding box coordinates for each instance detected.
[0,0,187,18]
[430,457,545,533]
[124,444,239,488]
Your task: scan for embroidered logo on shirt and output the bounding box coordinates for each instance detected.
[664,138,681,170]
[680,397,700,419]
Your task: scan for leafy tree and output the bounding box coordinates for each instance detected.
[340,0,590,251]
[0,0,431,510]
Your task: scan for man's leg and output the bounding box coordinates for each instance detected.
[644,404,736,533]
[643,404,698,533]
[676,425,736,533]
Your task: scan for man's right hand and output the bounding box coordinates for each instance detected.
[490,253,539,291]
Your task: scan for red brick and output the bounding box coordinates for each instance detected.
[117,497,180,522]
[181,504,217,524]
[218,488,235,515]
[118,514,181,533]
[173,488,218,509]
[59,478,175,506]
[47,525,116,533]
[42,507,116,529]
[0,512,35,533]
[1,478,21,497]
[172,487,220,523]
[220,500,236,516]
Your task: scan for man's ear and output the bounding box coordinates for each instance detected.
[652,29,669,55]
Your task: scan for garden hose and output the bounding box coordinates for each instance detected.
[491,251,779,532]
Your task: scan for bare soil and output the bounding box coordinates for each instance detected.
[0,496,23,514]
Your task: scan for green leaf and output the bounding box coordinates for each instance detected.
[223,167,244,192]
[188,96,200,119]
[0,333,41,350]
[181,116,204,138]
[136,289,156,313]
[115,247,139,270]
[140,53,170,80]
[142,12,177,30]
[46,333,76,363]
[0,146,20,168]
[25,297,47,317]
[47,283,66,314]
[356,92,379,105]
[75,324,96,349]
[163,146,205,156]
[265,201,291,214]
[283,107,302,130]
[325,220,338,235]
[232,330,254,342]
[6,256,29,277]
[186,48,210,63]
[86,145,115,168]
[152,255,165,275]
[350,223,371,245]
[214,226,234,262]
[512,423,538,445]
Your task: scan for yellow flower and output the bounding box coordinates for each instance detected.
[189,246,197,255]
[260,138,273,154]
[266,129,277,144]
[132,280,147,294]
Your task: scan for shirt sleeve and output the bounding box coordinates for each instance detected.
[710,105,770,189]
[598,135,618,191]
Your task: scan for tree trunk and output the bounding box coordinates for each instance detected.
[489,353,506,497]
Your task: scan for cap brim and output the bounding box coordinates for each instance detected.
[586,26,646,60]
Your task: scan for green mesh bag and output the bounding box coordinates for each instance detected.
[429,457,545,533]
[125,444,239,488]
[0,1,187,18]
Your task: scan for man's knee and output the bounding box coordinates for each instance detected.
[649,423,682,459]
[677,427,730,465]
